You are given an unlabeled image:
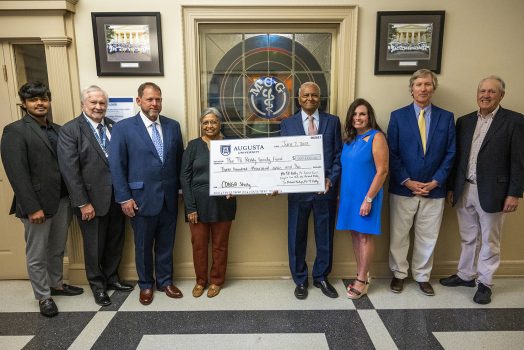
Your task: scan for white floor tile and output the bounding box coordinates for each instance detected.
[137,333,329,350]
[69,311,117,350]
[433,331,524,350]
[358,310,398,350]
[0,336,33,350]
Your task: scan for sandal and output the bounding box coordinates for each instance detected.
[346,278,369,300]
[207,284,221,298]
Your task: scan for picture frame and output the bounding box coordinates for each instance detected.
[374,11,445,75]
[91,12,164,76]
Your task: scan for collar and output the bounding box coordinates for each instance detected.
[477,105,500,120]
[301,109,320,122]
[140,111,161,128]
[413,103,432,117]
[83,112,105,129]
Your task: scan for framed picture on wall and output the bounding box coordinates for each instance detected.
[374,11,445,75]
[91,12,164,76]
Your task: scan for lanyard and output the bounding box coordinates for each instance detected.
[85,117,108,157]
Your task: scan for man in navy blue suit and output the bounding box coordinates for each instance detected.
[109,82,184,305]
[280,82,342,299]
[387,69,456,296]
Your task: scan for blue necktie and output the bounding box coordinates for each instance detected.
[151,122,163,162]
[97,124,107,151]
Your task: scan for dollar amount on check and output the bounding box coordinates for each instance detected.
[209,135,325,195]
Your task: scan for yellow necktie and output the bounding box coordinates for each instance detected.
[418,109,426,154]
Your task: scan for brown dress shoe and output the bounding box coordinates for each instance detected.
[139,288,154,305]
[418,282,435,296]
[160,285,183,298]
[207,284,221,298]
[390,277,404,293]
[192,284,205,298]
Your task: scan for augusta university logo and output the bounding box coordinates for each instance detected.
[248,76,290,119]
[220,145,231,156]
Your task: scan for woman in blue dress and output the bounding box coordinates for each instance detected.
[336,98,389,299]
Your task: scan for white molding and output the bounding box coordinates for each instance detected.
[181,5,358,141]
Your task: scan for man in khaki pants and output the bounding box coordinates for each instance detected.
[387,69,456,296]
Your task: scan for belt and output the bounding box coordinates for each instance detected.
[466,178,476,184]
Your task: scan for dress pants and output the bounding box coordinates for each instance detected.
[77,200,125,292]
[190,221,232,286]
[287,199,336,286]
[21,197,72,300]
[456,183,505,287]
[389,194,444,282]
[130,204,177,290]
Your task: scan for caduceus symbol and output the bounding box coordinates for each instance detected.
[263,88,275,115]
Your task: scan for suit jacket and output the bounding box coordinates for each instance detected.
[108,113,184,216]
[449,107,524,213]
[1,114,63,218]
[388,103,456,198]
[280,110,342,201]
[57,114,115,216]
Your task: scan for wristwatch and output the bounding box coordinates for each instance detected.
[365,196,373,203]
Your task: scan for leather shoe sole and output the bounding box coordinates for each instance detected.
[94,291,112,306]
[390,277,404,293]
[294,284,308,300]
[418,282,435,296]
[159,285,183,298]
[139,289,154,305]
[439,274,476,288]
[313,280,339,298]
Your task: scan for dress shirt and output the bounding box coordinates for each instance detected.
[466,106,499,182]
[301,109,319,135]
[140,111,163,143]
[413,103,432,140]
[83,112,111,141]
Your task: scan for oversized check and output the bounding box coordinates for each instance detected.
[209,135,325,195]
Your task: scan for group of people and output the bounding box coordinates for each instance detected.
[1,71,522,318]
[292,72,523,306]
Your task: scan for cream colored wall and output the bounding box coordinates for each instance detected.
[71,0,524,281]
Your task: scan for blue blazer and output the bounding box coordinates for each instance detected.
[387,103,456,198]
[108,114,184,216]
[280,110,342,201]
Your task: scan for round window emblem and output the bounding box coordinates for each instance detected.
[247,76,290,119]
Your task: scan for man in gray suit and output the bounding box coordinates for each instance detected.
[1,81,83,318]
[58,85,133,306]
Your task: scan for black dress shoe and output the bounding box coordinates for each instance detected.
[50,284,84,296]
[94,291,111,306]
[107,281,134,292]
[294,284,308,300]
[418,282,435,296]
[473,283,492,304]
[39,297,58,317]
[313,280,339,298]
[390,277,404,293]
[439,274,476,287]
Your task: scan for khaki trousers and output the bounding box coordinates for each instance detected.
[389,194,444,282]
[456,183,505,287]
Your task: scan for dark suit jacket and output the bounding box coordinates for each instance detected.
[388,103,456,198]
[449,107,524,213]
[108,113,184,216]
[57,114,115,216]
[280,110,342,201]
[1,114,63,218]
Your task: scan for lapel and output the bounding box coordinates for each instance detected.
[317,111,328,135]
[405,104,423,152]
[479,107,505,152]
[461,114,477,164]
[79,115,108,164]
[159,115,171,162]
[133,114,163,163]
[23,114,55,155]
[293,112,306,135]
[426,105,441,152]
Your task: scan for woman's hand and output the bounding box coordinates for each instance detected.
[187,211,199,224]
[360,200,372,216]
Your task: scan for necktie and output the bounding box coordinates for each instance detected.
[308,115,317,135]
[418,109,426,154]
[97,124,107,151]
[151,122,163,162]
